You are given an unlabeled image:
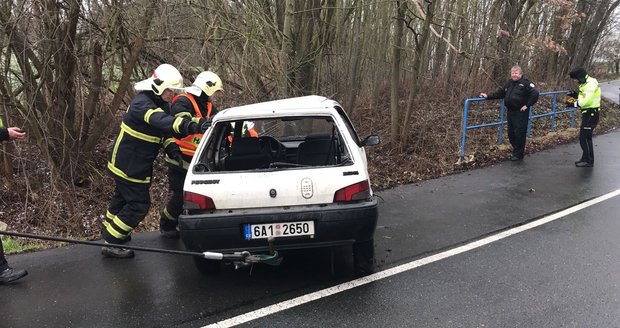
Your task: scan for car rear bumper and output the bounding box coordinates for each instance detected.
[179,199,378,253]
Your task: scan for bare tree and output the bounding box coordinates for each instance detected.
[279,0,295,97]
[390,0,407,145]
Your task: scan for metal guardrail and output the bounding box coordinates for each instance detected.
[460,91,575,158]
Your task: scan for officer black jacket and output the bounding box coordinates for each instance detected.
[107,91,190,184]
[487,77,540,111]
[0,128,8,142]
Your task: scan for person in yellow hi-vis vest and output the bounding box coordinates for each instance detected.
[567,67,601,168]
[160,71,224,238]
[0,117,28,284]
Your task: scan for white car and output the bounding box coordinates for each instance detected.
[179,95,380,274]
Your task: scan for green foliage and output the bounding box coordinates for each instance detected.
[1,237,42,254]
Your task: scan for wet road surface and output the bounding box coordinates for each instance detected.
[600,79,619,105]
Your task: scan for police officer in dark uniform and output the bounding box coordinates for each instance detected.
[0,121,28,284]
[159,71,223,238]
[101,64,209,258]
[480,65,540,161]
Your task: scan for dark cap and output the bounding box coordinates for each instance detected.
[569,67,587,79]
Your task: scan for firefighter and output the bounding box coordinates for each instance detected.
[567,67,601,168]
[0,119,28,284]
[101,64,210,258]
[480,65,539,161]
[159,71,224,238]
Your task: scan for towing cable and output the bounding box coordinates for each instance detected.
[0,230,282,268]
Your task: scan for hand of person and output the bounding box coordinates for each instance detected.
[197,118,212,133]
[479,93,487,99]
[565,97,577,108]
[185,118,212,135]
[567,90,578,98]
[7,127,26,140]
[520,105,528,111]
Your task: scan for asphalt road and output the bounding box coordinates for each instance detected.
[600,79,620,105]
[245,195,620,328]
[3,130,620,328]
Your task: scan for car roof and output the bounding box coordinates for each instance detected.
[215,95,341,121]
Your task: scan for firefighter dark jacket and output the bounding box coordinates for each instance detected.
[107,91,193,184]
[487,77,540,111]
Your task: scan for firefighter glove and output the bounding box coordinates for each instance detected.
[197,118,212,133]
[184,120,199,135]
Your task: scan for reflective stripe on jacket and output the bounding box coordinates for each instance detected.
[578,75,601,112]
[107,91,187,184]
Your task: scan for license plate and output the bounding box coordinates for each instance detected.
[244,221,315,240]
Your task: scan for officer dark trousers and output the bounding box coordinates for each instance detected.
[579,111,600,164]
[103,179,151,244]
[507,110,529,159]
[160,166,186,231]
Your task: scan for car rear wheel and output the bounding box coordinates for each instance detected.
[193,257,223,275]
[353,238,374,275]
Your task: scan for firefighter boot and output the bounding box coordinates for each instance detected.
[160,216,180,239]
[101,242,135,258]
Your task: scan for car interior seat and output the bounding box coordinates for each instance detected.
[225,137,272,170]
[297,134,337,166]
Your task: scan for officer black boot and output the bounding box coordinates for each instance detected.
[575,161,593,167]
[0,267,28,284]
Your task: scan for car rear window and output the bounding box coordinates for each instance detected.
[193,116,353,172]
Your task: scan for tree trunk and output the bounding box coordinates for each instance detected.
[278,0,295,98]
[295,0,321,95]
[390,0,406,146]
[401,0,436,145]
[571,0,620,68]
[431,0,454,78]
[447,0,466,79]
[83,0,160,151]
[492,0,527,82]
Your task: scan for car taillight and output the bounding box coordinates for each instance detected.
[183,191,216,210]
[333,180,371,202]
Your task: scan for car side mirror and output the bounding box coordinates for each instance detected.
[361,135,380,147]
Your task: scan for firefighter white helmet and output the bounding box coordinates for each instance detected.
[134,64,184,95]
[193,71,223,96]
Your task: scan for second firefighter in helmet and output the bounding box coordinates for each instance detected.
[160,71,224,238]
[102,64,210,258]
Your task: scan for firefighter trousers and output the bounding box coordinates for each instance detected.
[160,166,187,232]
[102,179,151,244]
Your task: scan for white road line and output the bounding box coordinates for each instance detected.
[204,188,620,328]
